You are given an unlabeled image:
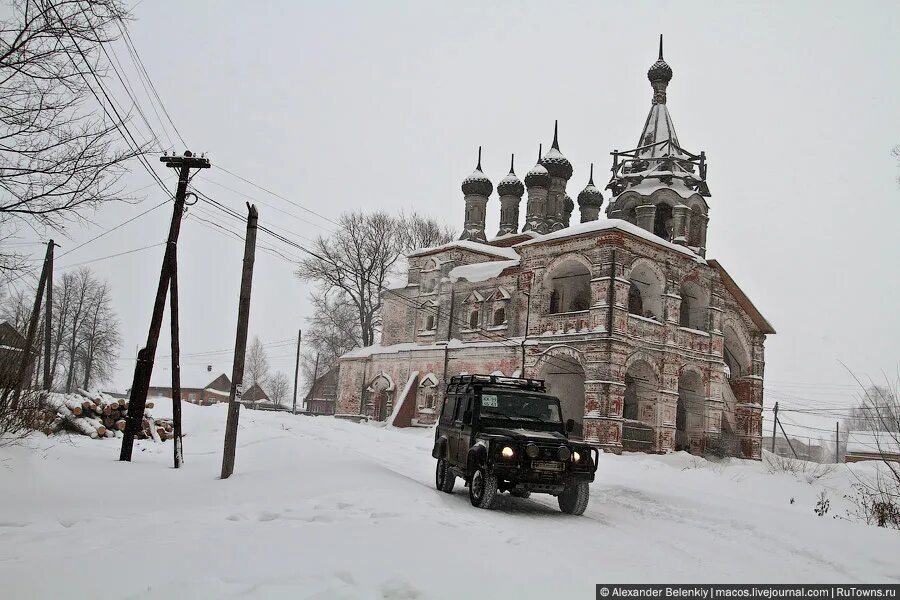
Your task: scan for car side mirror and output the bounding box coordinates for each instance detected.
[565,419,575,434]
[463,410,473,425]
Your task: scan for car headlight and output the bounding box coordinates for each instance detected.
[501,446,515,459]
[525,443,540,458]
[573,451,581,463]
[557,446,571,461]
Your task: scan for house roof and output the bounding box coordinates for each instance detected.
[515,218,704,262]
[0,321,25,350]
[847,431,900,456]
[707,260,776,335]
[149,361,232,390]
[407,240,519,261]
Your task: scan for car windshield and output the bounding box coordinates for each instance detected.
[478,392,562,423]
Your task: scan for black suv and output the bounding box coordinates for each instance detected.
[431,374,598,514]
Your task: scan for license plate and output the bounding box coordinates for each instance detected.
[532,461,565,472]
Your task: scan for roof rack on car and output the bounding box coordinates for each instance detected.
[447,374,546,392]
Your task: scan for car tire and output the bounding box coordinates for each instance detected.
[435,458,455,493]
[469,465,498,509]
[509,489,531,499]
[558,481,590,515]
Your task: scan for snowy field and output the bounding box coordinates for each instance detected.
[1,404,898,599]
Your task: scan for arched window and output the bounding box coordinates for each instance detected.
[492,307,506,326]
[547,259,591,314]
[679,281,708,331]
[625,206,638,225]
[469,310,479,329]
[627,262,664,321]
[654,203,674,240]
[628,284,643,316]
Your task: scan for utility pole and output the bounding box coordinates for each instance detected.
[120,151,210,462]
[221,204,259,479]
[309,352,320,413]
[292,329,301,415]
[10,241,52,409]
[771,401,778,453]
[43,240,55,390]
[169,248,183,468]
[835,421,840,464]
[775,412,799,459]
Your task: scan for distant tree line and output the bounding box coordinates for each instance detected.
[1,266,121,392]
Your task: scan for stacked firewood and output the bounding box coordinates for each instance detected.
[42,389,174,441]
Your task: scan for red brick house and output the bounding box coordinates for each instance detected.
[148,364,231,406]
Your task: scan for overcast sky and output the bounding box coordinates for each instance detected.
[6,1,899,438]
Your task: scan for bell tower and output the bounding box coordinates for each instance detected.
[605,36,711,256]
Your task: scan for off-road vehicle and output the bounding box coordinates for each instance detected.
[432,374,598,514]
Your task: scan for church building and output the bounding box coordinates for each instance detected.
[336,38,775,459]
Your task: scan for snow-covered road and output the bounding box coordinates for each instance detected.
[1,404,897,599]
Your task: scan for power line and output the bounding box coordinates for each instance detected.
[116,17,187,148]
[48,1,170,196]
[216,164,339,227]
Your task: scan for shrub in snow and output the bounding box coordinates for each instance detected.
[814,491,830,517]
[843,482,900,530]
[763,451,836,483]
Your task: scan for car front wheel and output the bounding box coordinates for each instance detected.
[558,481,590,515]
[469,466,498,509]
[435,458,455,493]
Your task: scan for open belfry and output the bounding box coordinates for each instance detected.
[337,37,775,458]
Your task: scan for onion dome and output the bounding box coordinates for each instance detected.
[647,35,673,105]
[496,154,525,197]
[461,146,493,196]
[524,143,551,188]
[539,121,573,180]
[564,194,574,214]
[648,35,673,84]
[577,163,604,208]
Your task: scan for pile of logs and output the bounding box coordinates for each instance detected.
[42,389,174,441]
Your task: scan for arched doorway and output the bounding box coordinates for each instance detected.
[623,359,658,451]
[677,370,705,452]
[537,352,586,439]
[367,374,394,422]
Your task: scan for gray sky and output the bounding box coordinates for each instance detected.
[7,1,900,438]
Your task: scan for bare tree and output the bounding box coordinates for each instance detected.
[298,289,361,390]
[297,212,402,347]
[267,371,290,409]
[79,280,119,390]
[843,370,900,529]
[0,0,143,273]
[60,268,92,392]
[396,210,455,253]
[296,211,454,348]
[244,336,269,404]
[0,285,32,332]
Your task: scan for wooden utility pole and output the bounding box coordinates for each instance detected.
[43,241,55,390]
[835,421,840,463]
[10,240,52,409]
[169,247,183,468]
[776,413,799,459]
[120,151,210,462]
[291,329,301,414]
[771,401,778,453]
[221,204,259,479]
